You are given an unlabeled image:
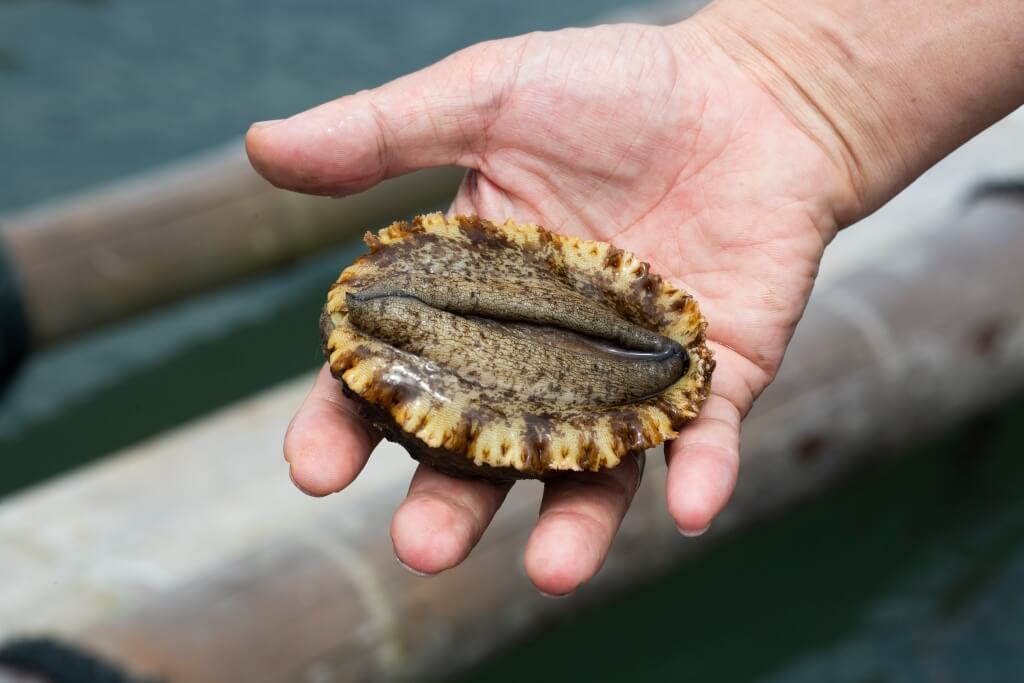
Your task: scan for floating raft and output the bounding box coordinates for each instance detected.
[1,187,1023,682]
[0,145,461,383]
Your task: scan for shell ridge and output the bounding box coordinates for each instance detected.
[322,212,714,479]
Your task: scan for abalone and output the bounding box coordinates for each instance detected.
[320,213,714,480]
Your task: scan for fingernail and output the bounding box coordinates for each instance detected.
[678,523,710,537]
[538,590,570,599]
[395,554,437,578]
[250,119,283,129]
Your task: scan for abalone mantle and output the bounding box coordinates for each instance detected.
[321,213,714,480]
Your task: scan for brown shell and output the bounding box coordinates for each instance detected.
[321,213,714,479]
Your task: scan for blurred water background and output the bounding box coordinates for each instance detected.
[2,1,1023,681]
[0,0,675,212]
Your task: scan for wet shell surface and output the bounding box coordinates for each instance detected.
[320,213,714,480]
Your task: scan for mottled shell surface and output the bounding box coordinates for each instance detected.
[321,213,714,479]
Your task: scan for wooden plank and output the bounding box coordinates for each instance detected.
[0,146,461,346]
[2,188,1023,681]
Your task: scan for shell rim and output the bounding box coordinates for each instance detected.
[322,212,715,476]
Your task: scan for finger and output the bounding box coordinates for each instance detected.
[524,453,644,597]
[665,393,741,535]
[391,464,511,576]
[284,364,379,497]
[245,39,516,196]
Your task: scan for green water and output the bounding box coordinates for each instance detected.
[458,400,1024,682]
[0,0,673,213]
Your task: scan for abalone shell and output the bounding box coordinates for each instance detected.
[320,213,714,480]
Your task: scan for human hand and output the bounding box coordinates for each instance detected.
[245,15,867,595]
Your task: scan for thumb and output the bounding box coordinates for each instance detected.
[245,41,510,196]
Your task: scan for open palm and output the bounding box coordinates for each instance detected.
[246,19,857,595]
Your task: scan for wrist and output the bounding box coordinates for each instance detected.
[686,0,1024,223]
[686,0,900,223]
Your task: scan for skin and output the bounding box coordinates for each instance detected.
[246,0,1024,596]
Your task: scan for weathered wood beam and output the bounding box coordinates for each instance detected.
[0,147,461,349]
[1,188,1022,681]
